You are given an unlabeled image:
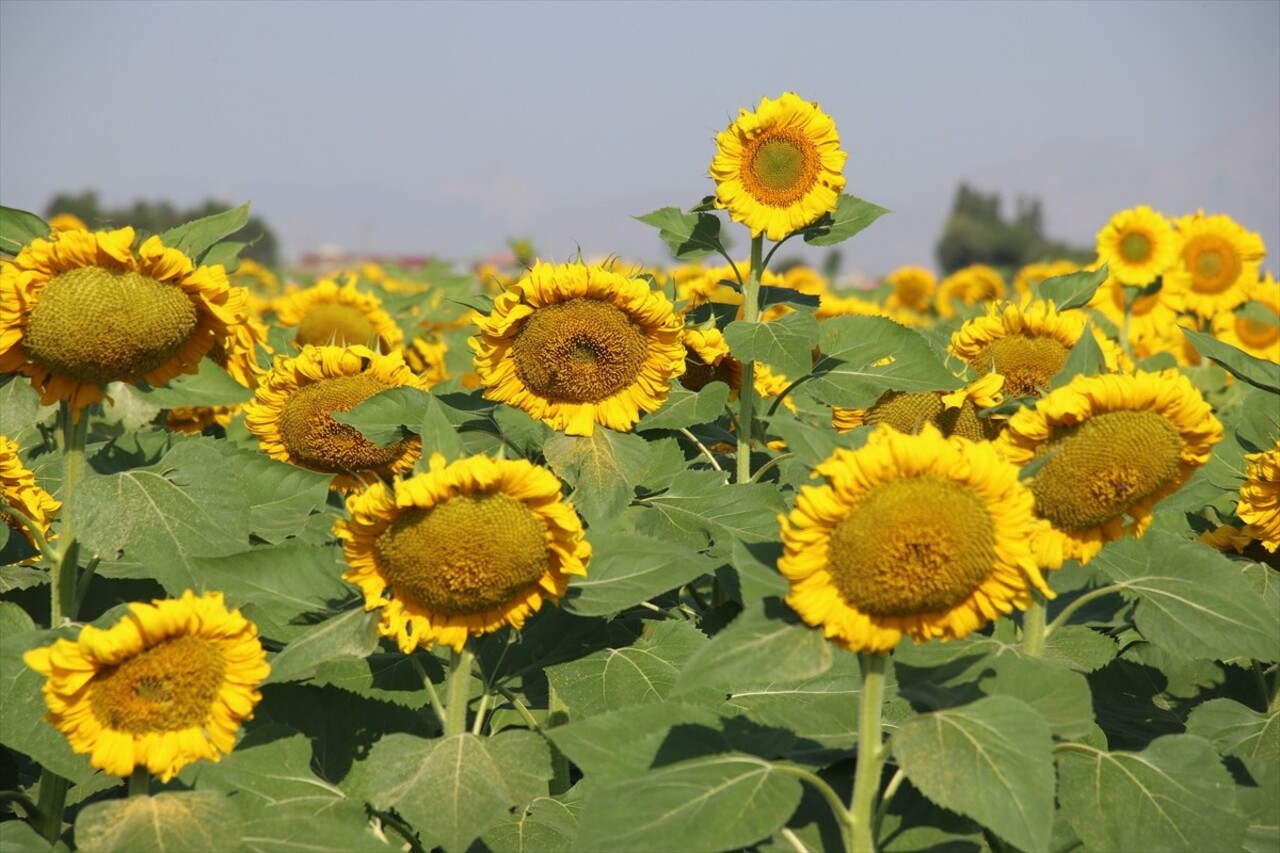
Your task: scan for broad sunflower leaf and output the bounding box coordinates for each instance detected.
[0,373,49,440]
[199,240,247,272]
[358,730,551,853]
[1186,698,1279,765]
[131,358,254,408]
[1036,264,1108,310]
[802,194,890,247]
[0,820,52,852]
[0,205,50,257]
[1056,734,1246,852]
[806,316,960,409]
[481,788,584,853]
[549,702,725,784]
[330,385,431,446]
[762,416,840,469]
[159,202,250,263]
[636,383,730,433]
[543,428,651,527]
[634,469,785,552]
[1041,624,1118,673]
[571,752,803,853]
[721,646,861,750]
[1091,532,1280,662]
[309,652,432,709]
[1237,299,1280,328]
[724,310,819,379]
[635,207,723,261]
[892,695,1056,853]
[75,791,243,853]
[1182,327,1280,393]
[216,449,334,545]
[192,544,350,631]
[263,606,380,685]
[490,403,552,460]
[563,531,719,616]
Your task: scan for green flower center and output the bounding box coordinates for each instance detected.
[25,266,198,385]
[277,374,407,473]
[374,491,550,615]
[1119,231,1152,263]
[89,634,226,734]
[296,304,379,347]
[512,297,649,404]
[1031,410,1183,532]
[826,476,997,617]
[744,131,820,206]
[970,335,1071,398]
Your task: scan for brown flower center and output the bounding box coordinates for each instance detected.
[277,374,407,473]
[970,336,1071,398]
[1184,236,1242,295]
[89,634,226,734]
[511,298,649,403]
[743,131,820,207]
[296,303,379,347]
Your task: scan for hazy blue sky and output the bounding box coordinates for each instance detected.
[2,0,1277,275]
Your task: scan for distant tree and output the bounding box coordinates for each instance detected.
[44,191,280,267]
[934,183,1090,275]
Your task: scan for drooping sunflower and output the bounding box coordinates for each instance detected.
[243,345,426,491]
[22,590,269,782]
[1094,206,1179,286]
[0,228,243,417]
[883,266,937,313]
[1238,442,1280,553]
[679,326,743,394]
[1169,211,1267,320]
[710,92,847,242]
[1200,523,1280,569]
[832,373,1005,442]
[935,264,1006,318]
[1013,260,1080,300]
[949,300,1130,398]
[335,453,591,652]
[403,336,450,386]
[1,435,60,561]
[997,370,1223,568]
[272,275,404,352]
[471,261,686,436]
[47,213,88,234]
[1212,273,1279,363]
[779,425,1051,654]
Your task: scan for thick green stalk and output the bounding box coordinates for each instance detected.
[1022,593,1047,657]
[34,774,68,845]
[128,769,150,798]
[52,403,89,626]
[736,234,765,485]
[444,648,475,737]
[850,653,888,852]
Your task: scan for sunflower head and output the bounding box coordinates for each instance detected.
[1170,211,1267,320]
[1212,274,1280,362]
[272,275,404,352]
[470,261,686,436]
[1095,206,1179,286]
[935,265,1006,317]
[334,454,591,652]
[48,213,87,234]
[0,228,243,417]
[884,266,938,313]
[679,326,743,394]
[1237,442,1280,553]
[780,425,1050,654]
[832,374,1005,442]
[710,93,848,242]
[22,590,269,782]
[1,435,60,561]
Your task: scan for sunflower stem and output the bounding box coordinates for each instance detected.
[471,689,493,735]
[128,768,150,798]
[34,772,68,845]
[1022,592,1048,657]
[849,652,888,852]
[873,767,906,839]
[1043,583,1127,638]
[51,402,89,627]
[444,647,475,737]
[409,655,448,732]
[772,764,855,846]
[736,235,765,486]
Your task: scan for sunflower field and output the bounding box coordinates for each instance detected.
[1,92,1278,853]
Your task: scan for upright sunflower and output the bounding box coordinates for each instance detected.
[779,425,1050,654]
[1238,442,1280,553]
[471,261,685,436]
[1169,211,1266,320]
[272,275,403,352]
[23,590,269,782]
[1212,274,1279,362]
[244,345,425,491]
[335,453,591,652]
[883,265,937,313]
[710,92,847,241]
[0,228,242,417]
[997,370,1222,568]
[935,265,1006,317]
[1,435,60,560]
[1095,206,1179,286]
[1088,273,1188,348]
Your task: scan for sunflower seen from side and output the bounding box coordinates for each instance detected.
[711,92,847,242]
[335,453,591,653]
[471,261,685,436]
[1,435,60,562]
[244,345,425,492]
[1238,442,1280,553]
[0,227,242,417]
[832,373,1006,442]
[679,326,743,395]
[22,590,269,782]
[1212,273,1279,363]
[1095,206,1179,286]
[1169,211,1266,320]
[272,275,404,352]
[935,264,1006,318]
[779,424,1051,654]
[997,370,1222,568]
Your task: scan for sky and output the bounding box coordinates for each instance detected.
[1,0,1277,277]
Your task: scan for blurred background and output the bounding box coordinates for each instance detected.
[1,0,1276,278]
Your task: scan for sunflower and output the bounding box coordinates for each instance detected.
[1238,442,1280,553]
[780,265,830,298]
[779,425,1050,654]
[1212,273,1279,363]
[47,213,88,234]
[1,435,60,560]
[272,275,403,352]
[1088,273,1188,349]
[22,590,269,782]
[403,336,450,386]
[1095,206,1179,286]
[710,92,847,242]
[335,453,590,652]
[883,266,937,313]
[996,370,1222,568]
[230,258,281,298]
[679,326,743,394]
[672,260,785,313]
[935,265,1006,318]
[243,345,426,491]
[0,228,243,418]
[470,261,685,436]
[949,300,1130,398]
[832,373,1005,442]
[1169,212,1266,320]
[1013,260,1079,300]
[1200,523,1280,569]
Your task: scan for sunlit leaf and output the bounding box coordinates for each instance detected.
[1182,327,1280,392]
[1186,698,1279,764]
[563,531,719,616]
[159,202,250,263]
[806,316,960,408]
[544,429,651,527]
[637,384,730,433]
[330,386,431,445]
[803,195,889,247]
[635,469,785,552]
[132,359,254,408]
[75,792,243,853]
[724,310,819,378]
[263,607,380,685]
[635,207,723,260]
[1036,265,1108,310]
[675,600,832,696]
[0,205,50,257]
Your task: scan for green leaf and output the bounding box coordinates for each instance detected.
[490,403,550,459]
[976,654,1096,739]
[0,819,54,852]
[263,606,380,685]
[1182,327,1280,392]
[132,359,254,408]
[636,383,730,433]
[724,310,819,379]
[1092,532,1280,661]
[330,386,431,445]
[1057,735,1247,852]
[571,752,803,853]
[722,647,860,750]
[192,544,350,631]
[0,205,50,257]
[0,374,48,440]
[75,792,243,853]
[310,652,432,709]
[543,429,651,527]
[482,790,583,853]
[763,416,839,469]
[635,469,785,552]
[159,202,250,263]
[803,195,890,247]
[1036,265,1109,310]
[635,207,724,260]
[1047,323,1106,390]
[807,316,960,408]
[199,240,247,272]
[550,702,725,784]
[1042,624,1118,673]
[563,531,719,616]
[1186,698,1279,764]
[360,731,551,852]
[893,695,1056,852]
[218,448,334,545]
[1237,299,1280,328]
[675,600,832,696]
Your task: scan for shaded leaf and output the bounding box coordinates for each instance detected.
[549,702,724,784]
[263,607,380,685]
[331,386,431,445]
[1047,323,1106,390]
[724,310,819,379]
[563,531,719,617]
[544,429,651,527]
